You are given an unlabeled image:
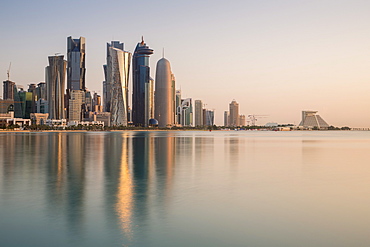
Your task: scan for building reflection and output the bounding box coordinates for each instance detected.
[46,133,67,210]
[154,132,175,206]
[194,135,214,165]
[225,135,241,165]
[103,131,176,242]
[44,132,87,236]
[1,131,178,245]
[65,133,86,233]
[115,132,133,240]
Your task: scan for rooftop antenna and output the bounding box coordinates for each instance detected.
[7,62,11,81]
[141,36,144,45]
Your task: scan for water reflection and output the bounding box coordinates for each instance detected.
[102,131,176,245]
[3,131,370,246]
[115,133,133,239]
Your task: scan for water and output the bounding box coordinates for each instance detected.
[1,130,370,247]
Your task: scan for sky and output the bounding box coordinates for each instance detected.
[1,0,370,127]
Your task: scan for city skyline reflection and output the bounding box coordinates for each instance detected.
[2,131,370,247]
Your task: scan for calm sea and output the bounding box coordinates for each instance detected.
[1,131,370,247]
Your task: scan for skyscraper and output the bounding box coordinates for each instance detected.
[132,37,153,126]
[36,82,46,100]
[67,37,86,121]
[194,100,203,127]
[229,100,239,127]
[175,90,181,125]
[46,55,67,119]
[67,36,86,91]
[239,115,246,126]
[224,111,229,126]
[3,80,15,100]
[204,109,214,126]
[155,57,175,128]
[104,41,131,126]
[180,98,193,126]
[145,77,154,124]
[69,90,84,122]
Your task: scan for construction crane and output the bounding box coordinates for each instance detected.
[247,114,269,126]
[7,62,11,81]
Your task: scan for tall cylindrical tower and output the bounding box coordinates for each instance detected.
[155,58,174,128]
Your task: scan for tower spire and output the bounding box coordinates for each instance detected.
[141,36,144,45]
[162,48,165,58]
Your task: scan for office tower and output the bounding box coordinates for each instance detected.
[239,115,246,126]
[145,77,154,124]
[67,36,86,91]
[194,100,203,127]
[46,55,67,119]
[3,80,15,100]
[102,65,108,111]
[93,92,102,112]
[155,57,175,128]
[105,41,131,126]
[175,90,181,125]
[171,74,176,123]
[36,98,48,113]
[18,91,33,119]
[69,90,84,122]
[299,110,329,129]
[229,100,239,127]
[84,90,92,112]
[36,82,46,100]
[205,109,214,126]
[132,37,153,126]
[28,84,37,113]
[224,111,229,126]
[12,84,23,117]
[180,98,193,126]
[28,84,36,92]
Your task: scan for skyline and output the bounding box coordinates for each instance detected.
[1,1,370,127]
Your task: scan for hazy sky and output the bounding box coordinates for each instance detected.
[1,0,370,127]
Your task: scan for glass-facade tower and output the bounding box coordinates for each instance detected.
[132,37,153,126]
[104,41,131,126]
[67,36,86,91]
[46,55,67,119]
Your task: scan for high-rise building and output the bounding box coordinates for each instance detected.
[145,77,154,125]
[92,92,102,112]
[132,37,153,126]
[67,36,86,91]
[102,65,108,112]
[175,90,181,125]
[204,109,214,126]
[229,100,239,127]
[19,91,33,119]
[68,90,84,122]
[194,100,203,127]
[239,114,246,126]
[36,82,46,100]
[180,98,193,126]
[36,98,48,113]
[299,110,329,129]
[224,111,229,126]
[3,80,15,100]
[104,41,131,126]
[67,37,86,121]
[45,55,67,119]
[171,74,176,123]
[155,58,175,128]
[28,84,37,114]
